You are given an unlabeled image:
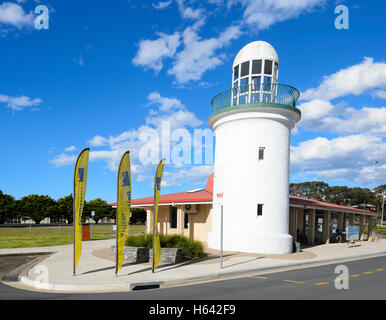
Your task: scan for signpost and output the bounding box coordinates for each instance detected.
[217,192,224,269]
[91,211,95,238]
[346,225,360,247]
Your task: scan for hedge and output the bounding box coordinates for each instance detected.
[125,234,205,259]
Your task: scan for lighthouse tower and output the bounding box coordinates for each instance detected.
[208,41,301,254]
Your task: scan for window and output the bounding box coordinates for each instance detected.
[257,204,263,216]
[251,76,260,90]
[264,60,273,75]
[184,213,189,229]
[258,147,265,160]
[241,61,250,77]
[252,59,262,74]
[240,77,249,92]
[170,206,177,228]
[233,65,239,81]
[274,62,279,81]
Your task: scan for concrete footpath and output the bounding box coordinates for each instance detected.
[1,239,386,293]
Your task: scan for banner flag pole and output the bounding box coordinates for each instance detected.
[115,151,131,276]
[152,158,165,273]
[73,148,90,276]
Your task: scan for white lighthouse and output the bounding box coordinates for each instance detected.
[208,41,301,254]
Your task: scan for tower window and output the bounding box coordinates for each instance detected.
[264,60,273,75]
[258,147,265,160]
[241,61,250,77]
[257,204,263,216]
[170,206,177,229]
[233,65,239,81]
[252,59,262,74]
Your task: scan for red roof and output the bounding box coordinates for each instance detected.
[111,173,377,215]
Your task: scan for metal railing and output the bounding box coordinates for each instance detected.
[211,83,300,115]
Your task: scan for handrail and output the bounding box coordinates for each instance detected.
[211,83,300,114]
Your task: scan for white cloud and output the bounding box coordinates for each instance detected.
[147,91,185,112]
[0,94,42,112]
[88,135,109,147]
[0,2,34,29]
[298,100,386,136]
[64,146,77,152]
[49,153,76,167]
[132,32,181,73]
[373,90,386,100]
[163,164,213,187]
[168,23,242,83]
[73,55,84,67]
[230,0,326,30]
[302,57,386,101]
[291,134,386,185]
[152,1,172,10]
[176,0,204,20]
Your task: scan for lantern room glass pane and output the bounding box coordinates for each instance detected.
[252,60,262,74]
[240,77,248,92]
[241,61,250,77]
[233,65,239,81]
[251,76,260,90]
[264,60,273,75]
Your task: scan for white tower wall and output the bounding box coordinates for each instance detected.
[208,109,297,254]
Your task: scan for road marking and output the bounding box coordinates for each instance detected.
[351,274,360,278]
[363,271,373,274]
[314,282,329,286]
[248,276,267,279]
[283,280,305,284]
[376,268,384,271]
[334,278,346,282]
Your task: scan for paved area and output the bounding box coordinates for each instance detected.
[1,239,385,293]
[0,256,384,300]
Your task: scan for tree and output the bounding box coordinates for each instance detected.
[290,181,330,201]
[0,190,15,224]
[18,194,56,224]
[56,194,74,224]
[83,198,115,224]
[130,208,147,224]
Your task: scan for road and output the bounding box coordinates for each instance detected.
[0,255,385,300]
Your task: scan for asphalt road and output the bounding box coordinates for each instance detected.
[0,255,385,300]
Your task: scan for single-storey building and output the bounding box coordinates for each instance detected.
[111,173,379,249]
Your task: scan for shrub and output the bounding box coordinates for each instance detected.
[125,234,205,259]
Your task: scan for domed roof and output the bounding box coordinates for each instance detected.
[233,41,279,68]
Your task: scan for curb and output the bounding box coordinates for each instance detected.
[1,252,54,282]
[17,249,386,293]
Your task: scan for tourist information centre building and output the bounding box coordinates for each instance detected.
[112,173,378,250]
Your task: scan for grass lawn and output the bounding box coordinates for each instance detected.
[0,224,146,249]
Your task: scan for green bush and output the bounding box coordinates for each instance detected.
[125,234,205,259]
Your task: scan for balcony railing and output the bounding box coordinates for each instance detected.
[211,83,300,116]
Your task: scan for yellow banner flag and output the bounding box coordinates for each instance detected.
[73,148,89,275]
[152,158,165,272]
[116,151,131,274]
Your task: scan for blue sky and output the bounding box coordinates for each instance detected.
[0,0,385,202]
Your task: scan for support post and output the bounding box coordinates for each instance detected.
[310,209,316,246]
